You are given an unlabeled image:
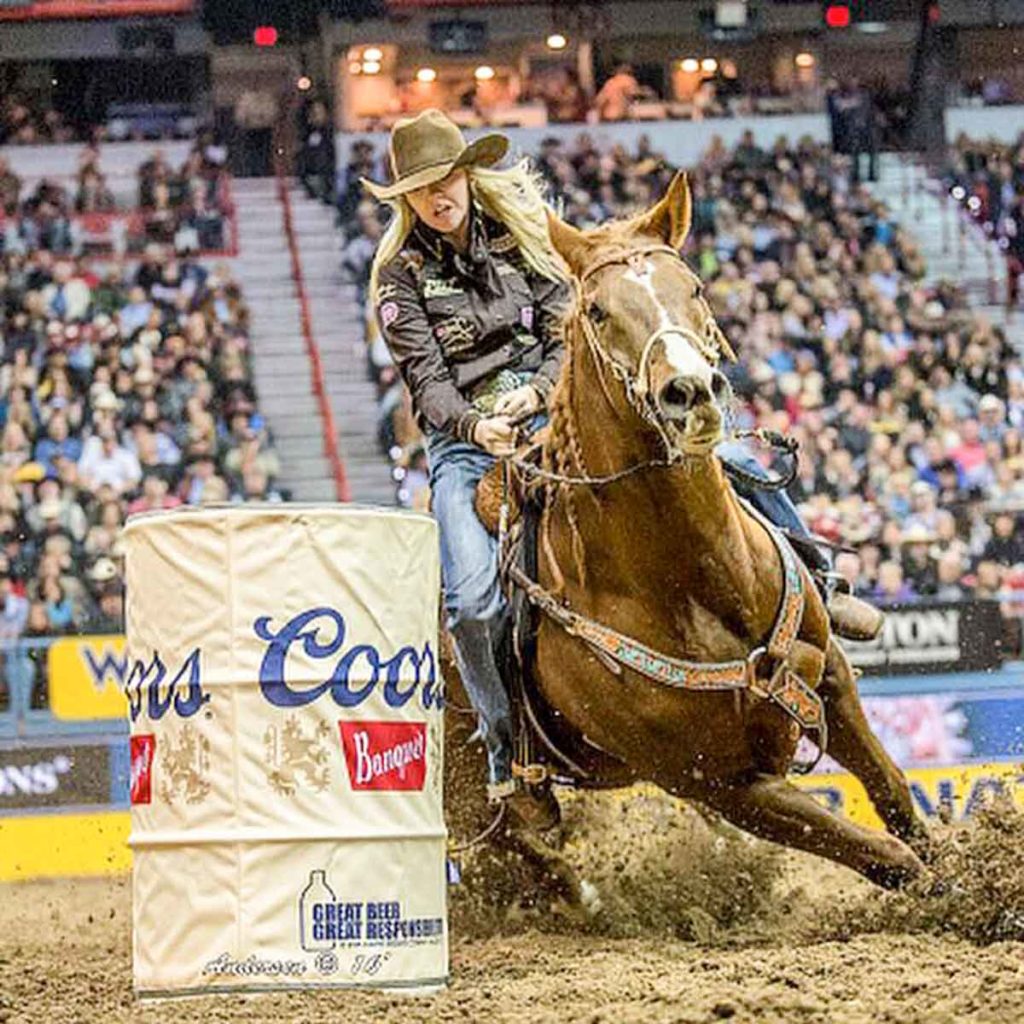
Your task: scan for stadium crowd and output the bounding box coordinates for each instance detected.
[942,132,1024,311]
[0,170,277,705]
[0,137,230,255]
[341,129,1024,649]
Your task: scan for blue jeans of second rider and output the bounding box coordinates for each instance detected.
[427,430,512,786]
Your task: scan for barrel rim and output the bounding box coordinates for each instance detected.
[123,502,436,533]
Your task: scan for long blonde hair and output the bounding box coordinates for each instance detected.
[368,159,563,305]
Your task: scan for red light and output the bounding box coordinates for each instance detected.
[928,2,940,23]
[825,4,850,28]
[253,25,278,47]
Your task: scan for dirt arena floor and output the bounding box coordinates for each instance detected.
[4,791,1024,1024]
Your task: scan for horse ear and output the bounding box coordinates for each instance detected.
[633,171,692,249]
[546,208,593,276]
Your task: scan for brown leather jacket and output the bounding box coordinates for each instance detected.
[375,206,569,442]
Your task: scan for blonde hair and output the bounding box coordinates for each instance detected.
[369,159,563,304]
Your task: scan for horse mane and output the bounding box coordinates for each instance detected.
[539,221,656,592]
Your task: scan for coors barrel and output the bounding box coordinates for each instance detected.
[124,504,447,996]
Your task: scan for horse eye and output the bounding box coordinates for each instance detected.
[588,302,606,324]
[694,283,705,301]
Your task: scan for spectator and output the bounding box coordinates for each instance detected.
[593,64,647,122]
[0,575,29,639]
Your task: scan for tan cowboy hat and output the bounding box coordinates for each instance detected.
[362,109,508,201]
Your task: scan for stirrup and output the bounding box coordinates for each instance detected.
[487,778,517,802]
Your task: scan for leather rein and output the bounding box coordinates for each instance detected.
[500,244,827,773]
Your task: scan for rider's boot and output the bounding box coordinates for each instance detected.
[449,616,516,796]
[786,534,884,642]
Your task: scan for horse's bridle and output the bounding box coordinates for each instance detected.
[573,243,736,461]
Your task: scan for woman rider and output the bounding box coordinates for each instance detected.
[367,110,881,802]
[366,110,566,802]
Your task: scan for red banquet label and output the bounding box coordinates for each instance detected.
[339,721,427,791]
[130,734,155,805]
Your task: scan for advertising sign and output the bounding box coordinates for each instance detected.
[796,762,1024,830]
[124,505,447,996]
[841,600,1003,676]
[49,635,127,721]
[0,743,110,811]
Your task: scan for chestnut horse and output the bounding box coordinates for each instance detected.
[474,173,928,889]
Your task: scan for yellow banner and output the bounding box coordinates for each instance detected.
[48,635,128,721]
[794,761,1024,829]
[0,811,130,882]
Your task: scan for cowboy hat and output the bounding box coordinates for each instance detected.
[362,109,508,201]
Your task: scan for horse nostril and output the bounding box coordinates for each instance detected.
[660,378,694,413]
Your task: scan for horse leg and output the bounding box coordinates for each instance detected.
[818,638,929,852]
[701,772,925,889]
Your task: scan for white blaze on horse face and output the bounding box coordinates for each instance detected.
[622,261,713,388]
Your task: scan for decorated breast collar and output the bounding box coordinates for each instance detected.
[507,499,827,772]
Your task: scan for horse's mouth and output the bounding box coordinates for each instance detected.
[670,407,723,455]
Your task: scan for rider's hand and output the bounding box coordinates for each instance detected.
[472,415,518,457]
[493,385,542,422]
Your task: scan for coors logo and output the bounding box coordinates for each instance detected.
[339,721,427,791]
[130,734,155,805]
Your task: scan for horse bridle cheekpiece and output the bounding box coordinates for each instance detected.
[575,244,738,460]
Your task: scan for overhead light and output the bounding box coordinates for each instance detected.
[349,62,362,75]
[701,58,718,74]
[416,67,437,83]
[297,75,312,91]
[362,47,383,62]
[362,60,382,74]
[795,52,815,68]
[546,33,567,50]
[474,65,495,81]
[680,58,700,73]
[856,21,889,33]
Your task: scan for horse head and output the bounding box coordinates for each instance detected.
[547,172,736,459]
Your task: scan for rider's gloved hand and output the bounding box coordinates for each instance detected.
[473,415,517,457]
[493,385,542,422]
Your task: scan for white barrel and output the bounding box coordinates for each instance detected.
[124,504,447,996]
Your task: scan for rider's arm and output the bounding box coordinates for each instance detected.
[376,261,482,442]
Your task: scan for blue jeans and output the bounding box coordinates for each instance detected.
[427,430,511,784]
[716,440,810,539]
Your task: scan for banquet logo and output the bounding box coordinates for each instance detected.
[253,608,441,712]
[130,734,155,805]
[339,721,427,791]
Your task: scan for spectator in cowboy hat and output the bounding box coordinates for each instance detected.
[900,524,939,596]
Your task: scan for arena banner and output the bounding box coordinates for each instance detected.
[124,505,447,996]
[0,742,110,811]
[0,0,193,20]
[0,809,130,882]
[840,600,1003,676]
[800,690,1024,771]
[795,762,1024,831]
[48,635,128,721]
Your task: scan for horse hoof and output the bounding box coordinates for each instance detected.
[505,785,562,832]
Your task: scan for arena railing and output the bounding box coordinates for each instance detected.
[0,636,126,742]
[274,160,351,502]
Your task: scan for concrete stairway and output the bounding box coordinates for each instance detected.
[868,153,1022,350]
[286,186,396,505]
[231,177,336,502]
